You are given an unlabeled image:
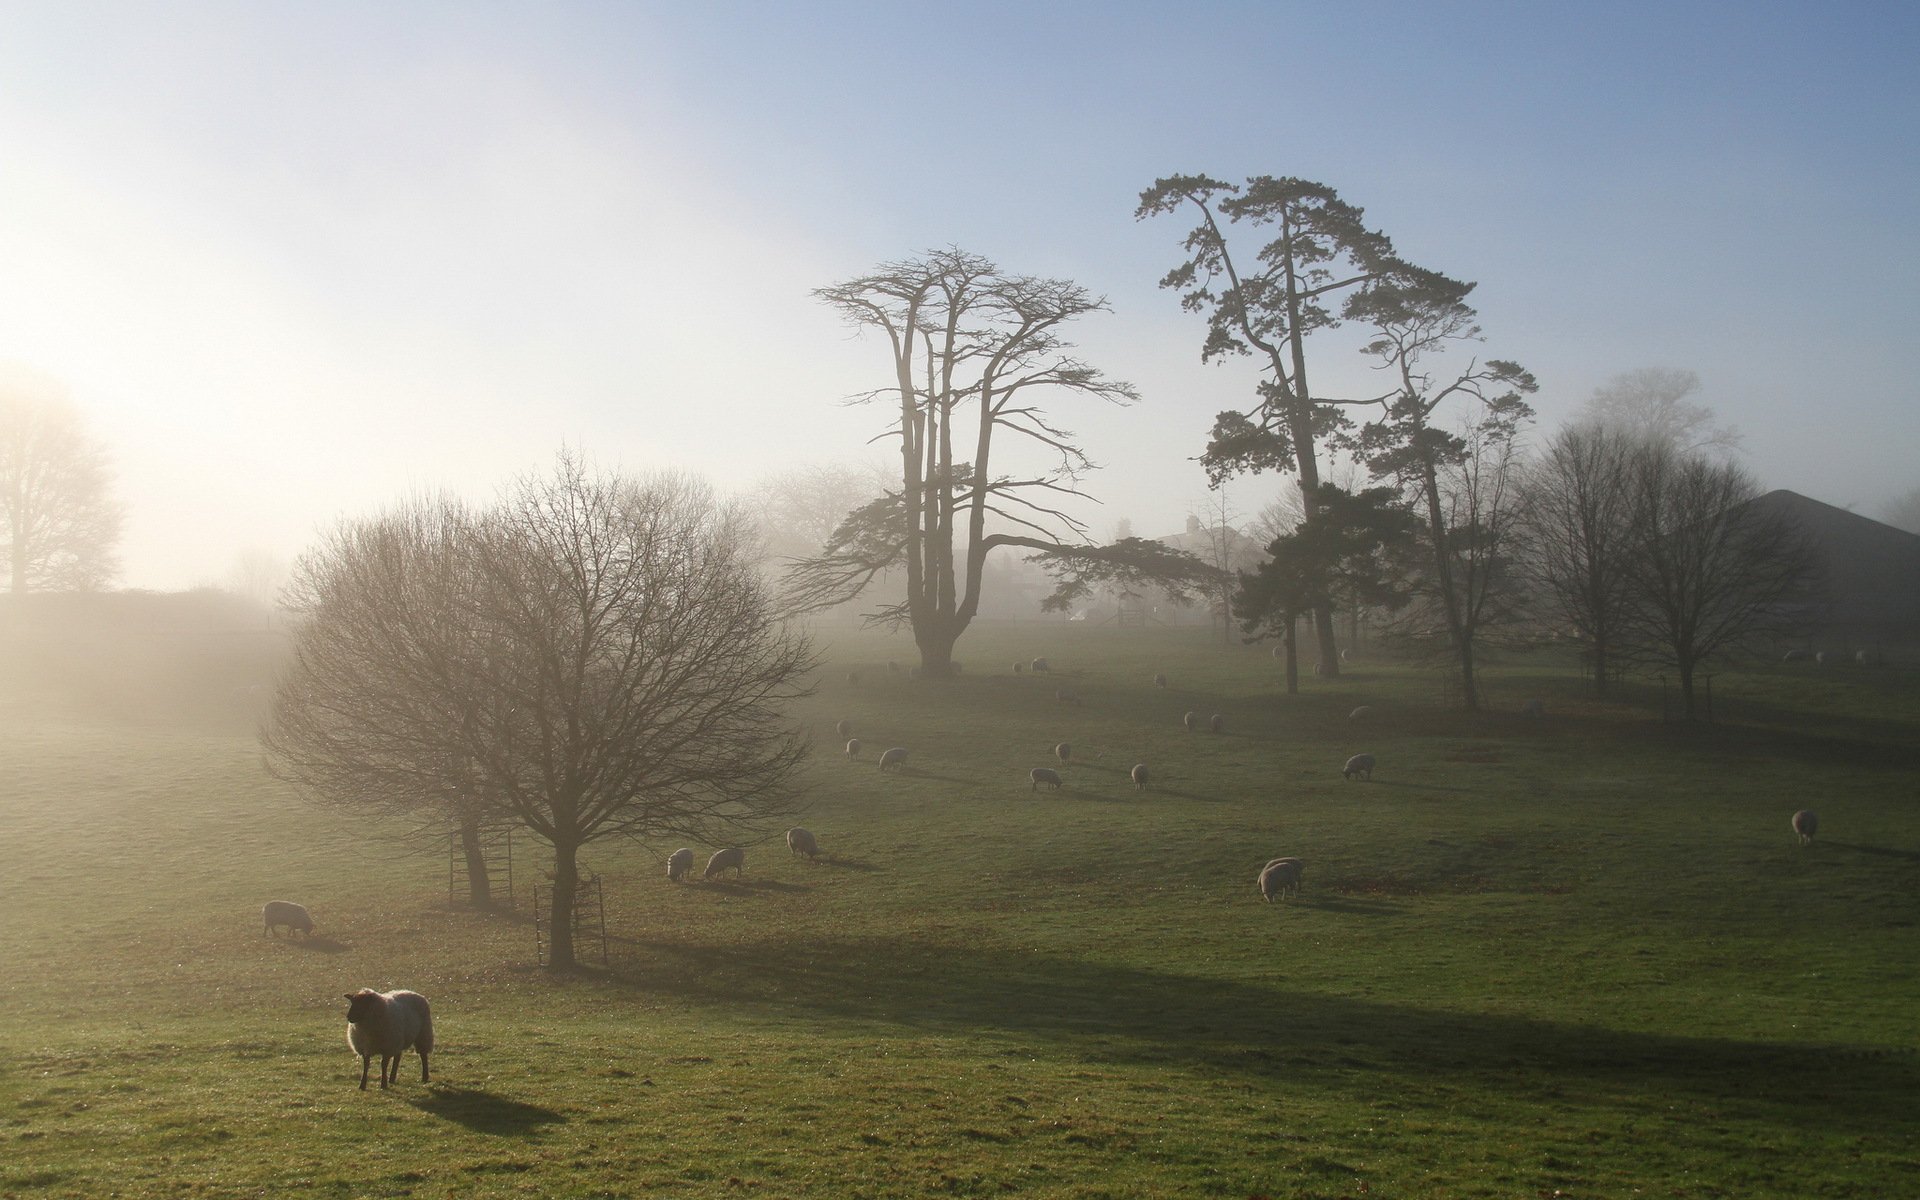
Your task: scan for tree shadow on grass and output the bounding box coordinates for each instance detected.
[595,935,1916,1136]
[409,1085,567,1135]
[1822,840,1920,863]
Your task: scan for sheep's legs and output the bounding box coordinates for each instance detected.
[381,1054,397,1087]
[420,1053,430,1084]
[359,1055,372,1090]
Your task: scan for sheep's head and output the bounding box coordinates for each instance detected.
[344,990,380,1021]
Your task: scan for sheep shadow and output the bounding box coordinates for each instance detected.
[1357,780,1477,795]
[408,1085,567,1136]
[1294,894,1407,916]
[815,855,884,872]
[696,879,811,897]
[285,935,352,954]
[1822,840,1920,863]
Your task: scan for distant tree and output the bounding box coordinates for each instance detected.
[227,547,291,614]
[746,464,886,567]
[1580,368,1740,456]
[1881,484,1920,535]
[1137,174,1452,675]
[1519,424,1640,696]
[0,364,123,594]
[1344,282,1537,710]
[1620,449,1817,720]
[1235,484,1417,693]
[266,459,813,968]
[786,248,1214,669]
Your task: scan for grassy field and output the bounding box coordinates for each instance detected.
[2,622,1916,1198]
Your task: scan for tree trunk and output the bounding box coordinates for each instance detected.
[915,637,956,679]
[1458,635,1480,711]
[458,814,493,910]
[1678,660,1697,721]
[1591,632,1610,699]
[1283,616,1299,696]
[547,841,579,971]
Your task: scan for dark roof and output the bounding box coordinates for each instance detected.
[1744,490,1920,636]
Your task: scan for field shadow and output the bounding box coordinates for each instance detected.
[598,936,1916,1134]
[409,1085,567,1135]
[817,855,884,872]
[1822,840,1920,862]
[1362,780,1477,795]
[286,935,351,954]
[696,878,812,897]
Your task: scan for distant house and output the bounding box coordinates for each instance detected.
[1745,490,1920,649]
[1147,515,1268,629]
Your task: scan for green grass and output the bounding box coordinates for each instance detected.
[2,624,1916,1197]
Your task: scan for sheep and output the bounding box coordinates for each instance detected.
[878,746,908,771]
[1054,742,1072,763]
[1855,649,1877,666]
[262,900,313,938]
[704,847,745,879]
[1153,672,1168,689]
[1271,645,1282,660]
[1342,753,1376,781]
[908,666,922,680]
[344,988,433,1090]
[845,737,862,759]
[1792,809,1818,845]
[1030,767,1063,791]
[1012,661,1025,674]
[835,718,853,739]
[1814,651,1827,666]
[1209,713,1225,734]
[1030,657,1050,672]
[787,827,820,860]
[1183,711,1197,731]
[1258,858,1304,902]
[666,848,695,882]
[1130,763,1149,791]
[1054,687,1079,704]
[1520,699,1546,719]
[1348,706,1372,721]
[1340,648,1351,662]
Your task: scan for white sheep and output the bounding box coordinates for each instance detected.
[878,746,908,771]
[845,737,862,759]
[1791,809,1818,845]
[1130,763,1149,791]
[261,900,313,938]
[787,827,819,860]
[835,718,853,739]
[1348,706,1372,721]
[705,847,745,879]
[666,848,695,882]
[1340,648,1351,662]
[1183,711,1197,731]
[1030,657,1050,672]
[1258,858,1304,902]
[1030,767,1063,791]
[1209,713,1225,734]
[344,988,433,1090]
[1343,753,1376,781]
[1814,652,1827,666]
[1054,742,1072,762]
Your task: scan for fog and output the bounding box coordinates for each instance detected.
[2,4,1915,590]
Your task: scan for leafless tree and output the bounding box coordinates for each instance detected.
[1880,484,1920,536]
[1580,368,1741,456]
[0,364,123,594]
[1519,423,1640,696]
[787,248,1212,671]
[265,458,814,968]
[1620,449,1817,720]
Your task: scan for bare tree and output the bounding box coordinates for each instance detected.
[265,458,814,968]
[1580,368,1741,456]
[1881,484,1920,535]
[787,248,1212,670]
[1620,449,1817,720]
[1519,423,1639,696]
[745,463,887,566]
[0,364,123,593]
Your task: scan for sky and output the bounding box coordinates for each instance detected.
[2,1,1916,591]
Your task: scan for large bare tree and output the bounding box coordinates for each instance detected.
[1580,368,1741,456]
[1519,423,1640,696]
[788,248,1213,670]
[266,459,813,968]
[1136,175,1449,675]
[0,364,123,594]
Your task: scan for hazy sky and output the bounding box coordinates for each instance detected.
[3,1,1915,591]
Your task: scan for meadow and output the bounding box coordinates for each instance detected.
[1,619,1916,1198]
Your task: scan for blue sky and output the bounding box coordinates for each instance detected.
[2,2,1915,588]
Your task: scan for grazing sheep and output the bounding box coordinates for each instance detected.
[1054,687,1079,704]
[1054,742,1072,762]
[845,737,861,759]
[835,718,853,739]
[1258,858,1304,902]
[1520,699,1546,719]
[1030,767,1063,791]
[1342,753,1376,781]
[1340,648,1351,662]
[1183,711,1197,731]
[1153,672,1168,689]
[1012,661,1025,674]
[704,847,746,879]
[878,746,908,771]
[262,900,313,938]
[1130,763,1149,791]
[1855,649,1877,666]
[1348,706,1372,721]
[344,989,433,1090]
[1209,713,1225,734]
[1030,657,1050,672]
[1271,645,1282,660]
[787,827,820,860]
[1814,652,1827,667]
[949,661,963,676]
[1792,809,1818,845]
[666,848,695,882]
